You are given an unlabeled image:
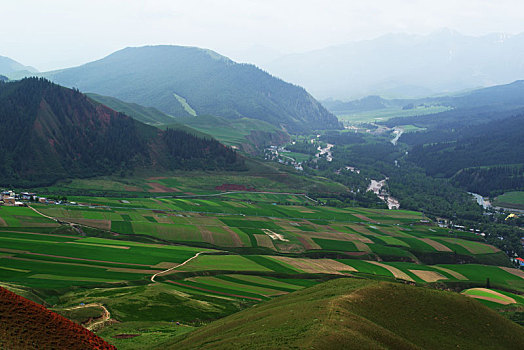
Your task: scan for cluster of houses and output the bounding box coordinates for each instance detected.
[264,145,304,171]
[0,190,53,206]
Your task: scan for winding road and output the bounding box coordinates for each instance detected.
[150,252,206,282]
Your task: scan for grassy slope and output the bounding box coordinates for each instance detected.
[164,278,524,350]
[493,191,524,209]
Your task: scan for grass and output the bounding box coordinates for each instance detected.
[335,105,451,125]
[493,191,524,209]
[164,278,524,349]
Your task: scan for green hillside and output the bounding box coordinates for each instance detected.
[0,78,243,186]
[87,93,180,126]
[162,278,524,349]
[44,45,341,133]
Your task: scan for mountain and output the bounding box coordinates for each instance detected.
[0,78,242,187]
[0,286,115,349]
[265,29,524,99]
[164,278,524,349]
[44,45,341,133]
[0,55,38,77]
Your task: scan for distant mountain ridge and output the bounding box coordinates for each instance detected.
[44,45,341,133]
[0,78,242,186]
[0,55,38,77]
[265,30,524,99]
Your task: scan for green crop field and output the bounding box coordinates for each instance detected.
[335,105,452,125]
[1,194,523,348]
[493,191,524,209]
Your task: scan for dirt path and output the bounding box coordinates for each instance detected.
[150,252,206,282]
[61,303,111,331]
[28,205,56,221]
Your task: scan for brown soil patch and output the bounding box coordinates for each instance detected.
[297,236,321,250]
[367,261,415,282]
[275,243,305,254]
[124,185,142,192]
[200,228,215,245]
[146,182,181,193]
[463,288,516,305]
[0,217,7,227]
[154,215,172,224]
[148,176,168,180]
[353,241,372,252]
[66,242,130,249]
[221,226,243,247]
[409,269,447,282]
[432,266,467,280]
[65,218,111,231]
[346,224,377,235]
[418,238,453,252]
[152,262,179,269]
[272,256,356,275]
[254,234,276,250]
[499,266,524,279]
[354,214,377,223]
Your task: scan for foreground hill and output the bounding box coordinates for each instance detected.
[165,278,524,349]
[0,78,242,186]
[44,45,340,133]
[0,286,115,349]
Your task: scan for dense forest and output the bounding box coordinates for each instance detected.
[0,78,243,186]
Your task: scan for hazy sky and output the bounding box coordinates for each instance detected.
[3,0,524,71]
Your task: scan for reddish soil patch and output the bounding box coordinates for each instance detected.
[200,228,215,245]
[215,184,256,191]
[153,210,166,214]
[0,287,115,349]
[147,182,180,193]
[148,176,168,180]
[500,266,524,279]
[124,185,142,192]
[167,280,262,301]
[343,252,369,257]
[222,226,243,247]
[354,214,378,223]
[0,217,7,227]
[113,334,140,339]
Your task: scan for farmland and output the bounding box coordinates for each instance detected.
[493,191,524,210]
[1,191,523,348]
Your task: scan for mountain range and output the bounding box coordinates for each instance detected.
[0,55,37,78]
[264,29,524,99]
[43,45,340,133]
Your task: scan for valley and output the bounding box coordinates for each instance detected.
[1,26,524,349]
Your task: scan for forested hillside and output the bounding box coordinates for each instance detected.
[0,78,243,186]
[45,45,341,133]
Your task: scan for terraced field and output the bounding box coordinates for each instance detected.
[1,194,523,348]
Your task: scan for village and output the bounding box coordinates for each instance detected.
[0,189,64,207]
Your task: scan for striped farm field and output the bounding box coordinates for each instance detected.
[462,288,517,305]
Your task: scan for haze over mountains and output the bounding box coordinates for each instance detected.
[43,45,340,133]
[264,29,524,99]
[0,55,38,78]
